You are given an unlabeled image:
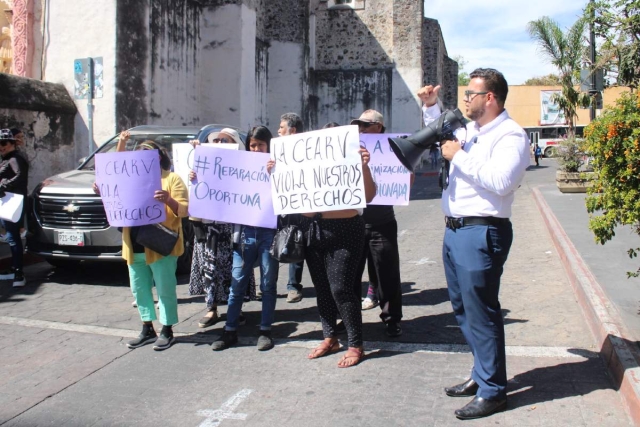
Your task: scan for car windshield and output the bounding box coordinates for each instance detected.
[79,133,197,170]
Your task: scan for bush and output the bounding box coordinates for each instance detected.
[556,137,585,172]
[583,91,640,276]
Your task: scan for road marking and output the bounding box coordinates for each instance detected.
[0,316,596,359]
[197,389,252,427]
[407,257,437,265]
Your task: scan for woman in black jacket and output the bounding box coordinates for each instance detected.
[0,129,29,287]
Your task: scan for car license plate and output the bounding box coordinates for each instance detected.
[58,231,84,246]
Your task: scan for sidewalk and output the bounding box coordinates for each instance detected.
[524,158,640,425]
[0,160,636,426]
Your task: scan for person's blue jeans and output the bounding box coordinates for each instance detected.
[287,261,303,292]
[442,222,513,401]
[1,219,23,270]
[225,226,279,331]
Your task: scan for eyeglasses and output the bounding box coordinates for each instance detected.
[212,138,231,144]
[358,122,378,128]
[463,90,488,102]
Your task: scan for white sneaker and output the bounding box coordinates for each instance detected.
[361,297,379,310]
[12,275,26,287]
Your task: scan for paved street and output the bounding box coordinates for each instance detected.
[0,158,634,426]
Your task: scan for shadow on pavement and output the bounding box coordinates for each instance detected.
[506,349,612,410]
[526,165,551,171]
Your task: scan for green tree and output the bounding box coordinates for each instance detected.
[453,55,470,86]
[586,0,640,90]
[583,92,640,276]
[523,74,563,86]
[528,16,592,138]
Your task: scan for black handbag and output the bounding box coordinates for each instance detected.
[136,223,179,256]
[269,223,305,263]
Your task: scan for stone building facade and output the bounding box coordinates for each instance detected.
[3,0,457,163]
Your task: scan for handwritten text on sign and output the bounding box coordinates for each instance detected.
[173,142,239,191]
[360,134,411,205]
[270,125,366,214]
[188,145,276,229]
[95,150,165,227]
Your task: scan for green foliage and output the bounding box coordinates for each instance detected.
[527,16,592,138]
[524,74,563,86]
[556,137,586,172]
[453,55,470,86]
[585,0,640,89]
[583,91,640,275]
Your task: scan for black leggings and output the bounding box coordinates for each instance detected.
[302,215,365,347]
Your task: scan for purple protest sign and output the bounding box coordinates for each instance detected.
[188,145,277,229]
[94,150,166,226]
[359,134,411,206]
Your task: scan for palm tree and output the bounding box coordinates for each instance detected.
[527,16,591,138]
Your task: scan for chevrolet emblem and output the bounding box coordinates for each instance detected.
[62,203,80,213]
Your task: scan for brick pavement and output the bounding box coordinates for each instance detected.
[0,166,633,426]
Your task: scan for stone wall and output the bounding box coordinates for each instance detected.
[422,17,457,111]
[0,73,77,192]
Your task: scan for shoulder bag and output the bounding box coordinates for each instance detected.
[136,223,179,257]
[269,216,305,263]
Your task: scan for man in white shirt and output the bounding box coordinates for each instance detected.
[420,68,530,420]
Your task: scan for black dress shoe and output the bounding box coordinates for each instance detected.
[454,396,507,420]
[444,378,479,397]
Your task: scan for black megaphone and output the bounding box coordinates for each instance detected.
[388,108,466,172]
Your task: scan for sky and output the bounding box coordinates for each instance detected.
[424,0,589,85]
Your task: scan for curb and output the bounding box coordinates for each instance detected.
[532,187,640,426]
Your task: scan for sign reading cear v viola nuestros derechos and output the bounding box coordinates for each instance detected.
[94,150,166,227]
[270,125,366,214]
[359,133,411,206]
[188,145,277,229]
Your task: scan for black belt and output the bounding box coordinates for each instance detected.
[445,216,510,230]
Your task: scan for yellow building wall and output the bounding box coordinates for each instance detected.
[457,86,632,127]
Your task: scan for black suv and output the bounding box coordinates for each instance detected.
[26,124,245,273]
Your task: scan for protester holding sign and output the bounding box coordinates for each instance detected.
[186,130,256,329]
[0,129,28,288]
[351,110,407,338]
[211,126,280,352]
[103,134,189,351]
[267,130,376,368]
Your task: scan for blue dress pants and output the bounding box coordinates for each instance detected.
[442,222,513,400]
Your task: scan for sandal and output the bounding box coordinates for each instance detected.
[307,338,340,359]
[337,347,365,368]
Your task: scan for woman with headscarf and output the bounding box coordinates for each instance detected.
[187,128,256,328]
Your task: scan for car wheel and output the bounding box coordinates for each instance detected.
[46,258,81,269]
[544,147,556,158]
[177,219,194,275]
